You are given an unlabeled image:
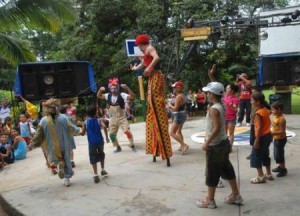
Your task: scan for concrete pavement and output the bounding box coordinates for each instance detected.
[0,115,300,216]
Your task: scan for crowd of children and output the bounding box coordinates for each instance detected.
[0,66,290,211]
[0,97,34,169]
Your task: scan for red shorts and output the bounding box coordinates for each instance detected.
[23,137,31,145]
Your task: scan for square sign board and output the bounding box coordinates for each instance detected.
[125,39,144,57]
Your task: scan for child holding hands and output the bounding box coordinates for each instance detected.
[81,105,108,183]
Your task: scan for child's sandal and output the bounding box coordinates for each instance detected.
[264,174,274,181]
[250,176,266,184]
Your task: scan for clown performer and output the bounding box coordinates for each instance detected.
[30,99,80,187]
[97,78,136,153]
[131,34,172,167]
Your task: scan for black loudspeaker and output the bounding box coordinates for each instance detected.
[261,56,300,86]
[73,63,92,95]
[290,60,300,84]
[18,62,94,101]
[19,65,40,100]
[56,62,76,97]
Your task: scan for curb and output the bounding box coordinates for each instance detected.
[0,193,24,216]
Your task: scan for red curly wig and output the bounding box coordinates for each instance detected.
[135,34,150,45]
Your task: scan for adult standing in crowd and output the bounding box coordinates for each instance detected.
[131,34,172,166]
[168,81,189,155]
[0,97,10,125]
[196,88,207,116]
[236,73,252,127]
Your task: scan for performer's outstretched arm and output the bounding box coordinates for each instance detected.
[121,84,135,100]
[97,87,106,100]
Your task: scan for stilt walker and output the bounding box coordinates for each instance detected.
[131,34,172,166]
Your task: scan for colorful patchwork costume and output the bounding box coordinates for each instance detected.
[135,34,172,164]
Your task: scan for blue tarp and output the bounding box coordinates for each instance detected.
[14,61,97,100]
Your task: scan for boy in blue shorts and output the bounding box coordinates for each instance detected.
[81,105,108,183]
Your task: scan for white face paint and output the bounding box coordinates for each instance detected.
[110,86,118,95]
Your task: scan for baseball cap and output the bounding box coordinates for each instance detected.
[202,82,224,95]
[171,81,184,88]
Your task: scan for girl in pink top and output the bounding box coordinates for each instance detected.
[223,84,239,150]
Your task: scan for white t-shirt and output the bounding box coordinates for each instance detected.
[104,93,129,105]
[0,106,10,123]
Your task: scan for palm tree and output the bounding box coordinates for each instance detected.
[0,0,76,65]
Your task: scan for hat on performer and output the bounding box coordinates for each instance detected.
[108,77,119,89]
[135,34,150,45]
[42,98,59,115]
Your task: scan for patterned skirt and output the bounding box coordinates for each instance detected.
[146,71,172,160]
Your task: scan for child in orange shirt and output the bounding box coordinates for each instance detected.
[271,101,287,177]
[250,92,273,184]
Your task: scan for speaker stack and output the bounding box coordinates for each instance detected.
[17,61,96,101]
[260,55,300,86]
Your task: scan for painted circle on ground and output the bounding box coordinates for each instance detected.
[191,127,296,146]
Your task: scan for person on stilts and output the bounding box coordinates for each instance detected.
[131,34,172,166]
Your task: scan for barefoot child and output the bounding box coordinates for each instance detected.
[81,105,108,183]
[271,101,287,177]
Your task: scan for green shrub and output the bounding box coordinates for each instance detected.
[0,90,12,103]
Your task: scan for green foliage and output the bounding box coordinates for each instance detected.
[0,58,16,90]
[0,0,76,65]
[0,89,12,102]
[2,0,293,96]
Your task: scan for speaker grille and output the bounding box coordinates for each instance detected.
[290,61,300,84]
[19,70,40,100]
[261,56,300,86]
[17,62,94,100]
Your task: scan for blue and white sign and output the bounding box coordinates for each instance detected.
[125,39,143,57]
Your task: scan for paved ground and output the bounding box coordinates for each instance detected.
[0,115,300,216]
